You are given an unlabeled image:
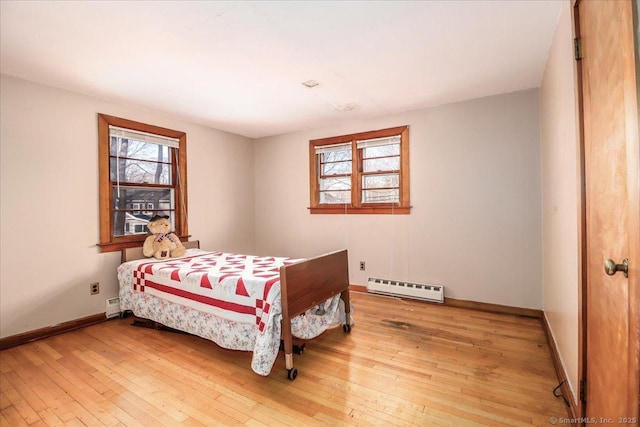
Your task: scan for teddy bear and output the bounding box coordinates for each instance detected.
[142,215,186,260]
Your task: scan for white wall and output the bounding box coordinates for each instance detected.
[540,1,580,403]
[0,74,256,338]
[1,64,566,339]
[255,89,543,309]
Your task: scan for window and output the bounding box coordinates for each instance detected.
[97,114,188,252]
[309,125,410,214]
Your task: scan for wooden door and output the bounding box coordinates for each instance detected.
[578,0,640,420]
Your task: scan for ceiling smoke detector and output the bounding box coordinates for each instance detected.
[301,80,320,88]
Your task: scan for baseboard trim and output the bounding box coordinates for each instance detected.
[350,285,542,318]
[444,297,542,318]
[349,284,367,293]
[0,313,107,351]
[541,312,580,424]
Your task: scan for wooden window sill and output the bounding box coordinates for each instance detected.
[97,235,191,253]
[309,206,411,215]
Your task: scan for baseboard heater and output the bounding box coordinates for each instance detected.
[366,277,444,303]
[106,297,121,318]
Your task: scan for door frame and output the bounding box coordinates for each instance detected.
[572,0,587,420]
[574,0,640,419]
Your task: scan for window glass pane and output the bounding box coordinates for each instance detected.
[112,187,174,236]
[320,190,351,204]
[362,189,399,203]
[322,149,352,162]
[362,174,399,189]
[363,144,399,158]
[320,176,351,191]
[110,137,171,162]
[321,160,351,176]
[320,148,352,176]
[110,158,171,184]
[363,157,400,172]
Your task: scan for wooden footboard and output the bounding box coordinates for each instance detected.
[279,249,351,380]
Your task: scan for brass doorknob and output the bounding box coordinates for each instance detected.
[604,258,629,278]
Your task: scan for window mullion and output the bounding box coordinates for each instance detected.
[172,147,183,237]
[400,126,409,207]
[314,154,321,206]
[353,140,361,207]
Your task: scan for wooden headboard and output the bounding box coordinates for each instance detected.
[121,240,200,263]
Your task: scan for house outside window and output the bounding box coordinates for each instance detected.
[97,114,188,252]
[309,125,410,214]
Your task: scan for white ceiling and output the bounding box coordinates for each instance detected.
[0,1,561,139]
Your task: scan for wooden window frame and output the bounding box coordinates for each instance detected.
[309,125,410,214]
[97,114,188,252]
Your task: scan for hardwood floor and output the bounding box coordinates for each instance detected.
[0,292,568,426]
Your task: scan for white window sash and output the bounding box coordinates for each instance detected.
[314,142,352,155]
[109,125,180,197]
[109,125,180,149]
[356,135,401,150]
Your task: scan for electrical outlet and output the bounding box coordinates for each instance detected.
[90,282,100,295]
[360,261,365,271]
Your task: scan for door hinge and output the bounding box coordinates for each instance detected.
[580,378,587,402]
[574,38,583,60]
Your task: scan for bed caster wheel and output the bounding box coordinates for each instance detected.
[343,324,352,333]
[287,368,298,381]
[295,344,305,355]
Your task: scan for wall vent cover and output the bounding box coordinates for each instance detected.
[367,277,444,303]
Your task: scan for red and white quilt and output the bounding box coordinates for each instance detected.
[117,249,348,376]
[131,251,301,332]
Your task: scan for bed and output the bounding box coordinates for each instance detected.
[117,241,352,380]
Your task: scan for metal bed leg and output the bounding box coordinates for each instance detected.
[341,289,352,333]
[282,319,297,380]
[285,353,296,380]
